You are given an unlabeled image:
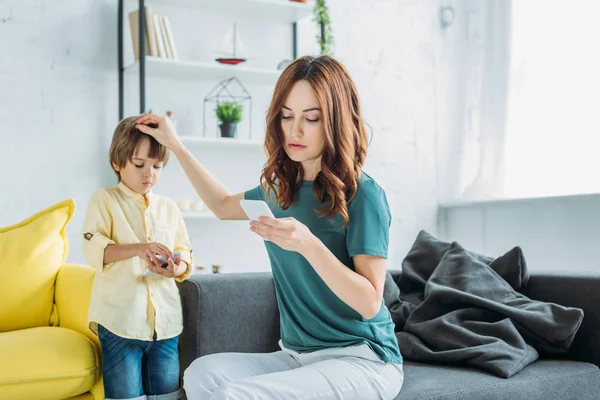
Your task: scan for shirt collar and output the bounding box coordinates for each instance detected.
[117,181,154,205]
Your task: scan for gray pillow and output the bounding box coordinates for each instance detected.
[383,271,401,309]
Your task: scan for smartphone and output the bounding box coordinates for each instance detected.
[156,250,181,268]
[239,199,275,221]
[143,251,181,277]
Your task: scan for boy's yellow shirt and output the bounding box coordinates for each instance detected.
[83,182,193,341]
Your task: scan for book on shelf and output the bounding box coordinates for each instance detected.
[128,6,157,60]
[153,14,167,58]
[159,16,173,59]
[129,8,178,61]
[163,16,179,60]
[145,6,158,57]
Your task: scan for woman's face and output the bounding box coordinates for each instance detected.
[280,80,326,180]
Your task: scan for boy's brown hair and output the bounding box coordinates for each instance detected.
[109,115,169,181]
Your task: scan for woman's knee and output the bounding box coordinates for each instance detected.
[183,355,224,399]
[209,382,246,400]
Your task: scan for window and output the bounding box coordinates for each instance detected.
[503,0,600,198]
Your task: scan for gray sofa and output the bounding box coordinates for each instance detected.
[178,270,600,399]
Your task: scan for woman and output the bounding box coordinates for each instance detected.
[136,55,404,400]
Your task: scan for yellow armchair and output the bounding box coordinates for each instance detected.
[55,263,104,400]
[0,200,102,399]
[0,264,103,400]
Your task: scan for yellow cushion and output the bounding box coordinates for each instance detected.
[65,394,94,400]
[0,327,97,399]
[0,200,75,331]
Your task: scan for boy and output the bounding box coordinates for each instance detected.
[83,115,192,400]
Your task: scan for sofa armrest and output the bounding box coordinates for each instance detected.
[55,263,103,399]
[526,271,600,366]
[178,273,280,372]
[55,263,97,345]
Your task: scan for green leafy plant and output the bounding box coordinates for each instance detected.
[314,0,334,55]
[215,101,243,124]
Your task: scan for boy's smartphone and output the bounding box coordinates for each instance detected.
[143,251,181,277]
[239,199,275,221]
[156,250,181,268]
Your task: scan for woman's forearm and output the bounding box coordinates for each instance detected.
[171,144,240,219]
[136,114,244,219]
[301,237,381,319]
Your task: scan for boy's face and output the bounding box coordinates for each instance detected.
[113,137,164,195]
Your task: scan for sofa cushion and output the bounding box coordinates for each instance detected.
[0,199,75,331]
[0,326,98,399]
[398,360,600,400]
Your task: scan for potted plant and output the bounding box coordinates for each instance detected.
[215,101,242,138]
[314,0,333,55]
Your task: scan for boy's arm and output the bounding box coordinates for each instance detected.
[173,206,193,282]
[104,243,142,264]
[82,191,116,271]
[83,191,174,271]
[104,242,173,266]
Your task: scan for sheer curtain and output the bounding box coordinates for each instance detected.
[503,0,600,198]
[459,0,511,201]
[438,0,511,203]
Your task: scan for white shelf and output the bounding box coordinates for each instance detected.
[178,135,264,150]
[181,211,217,220]
[181,211,249,223]
[146,0,314,23]
[125,57,281,84]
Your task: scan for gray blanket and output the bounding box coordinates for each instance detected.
[389,231,584,378]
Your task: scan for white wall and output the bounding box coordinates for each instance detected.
[331,0,487,268]
[1,0,483,272]
[0,0,117,264]
[439,195,600,272]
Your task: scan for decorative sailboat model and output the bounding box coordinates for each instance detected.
[215,23,247,65]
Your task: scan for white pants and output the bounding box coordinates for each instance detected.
[183,341,404,400]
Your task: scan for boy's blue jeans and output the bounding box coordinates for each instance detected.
[98,325,180,400]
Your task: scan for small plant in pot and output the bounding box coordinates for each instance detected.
[215,101,242,138]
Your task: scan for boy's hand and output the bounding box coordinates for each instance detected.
[137,242,173,269]
[147,254,187,278]
[136,113,182,151]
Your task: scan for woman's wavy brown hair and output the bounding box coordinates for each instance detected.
[261,55,369,225]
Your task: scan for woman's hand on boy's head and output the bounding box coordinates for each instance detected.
[136,113,181,151]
